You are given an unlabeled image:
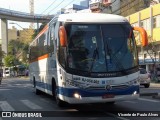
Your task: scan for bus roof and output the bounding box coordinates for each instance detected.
[58,13,128,23]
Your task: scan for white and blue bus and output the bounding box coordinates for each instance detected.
[29,13,148,107]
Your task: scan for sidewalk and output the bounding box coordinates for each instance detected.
[151,82,160,99]
[2,76,29,81]
[150,82,160,87]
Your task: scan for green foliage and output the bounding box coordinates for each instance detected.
[39,22,47,31]
[32,22,47,39]
[8,40,23,55]
[21,44,29,64]
[4,55,15,67]
[0,48,5,59]
[0,45,5,67]
[4,40,29,67]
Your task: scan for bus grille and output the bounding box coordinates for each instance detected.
[85,85,129,90]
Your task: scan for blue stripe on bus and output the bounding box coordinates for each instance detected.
[36,81,52,91]
[35,81,139,97]
[57,86,139,97]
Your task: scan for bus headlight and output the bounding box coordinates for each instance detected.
[126,78,139,86]
[132,91,138,96]
[62,81,66,87]
[133,91,137,95]
[74,93,82,99]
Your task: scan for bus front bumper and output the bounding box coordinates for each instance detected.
[58,93,139,104]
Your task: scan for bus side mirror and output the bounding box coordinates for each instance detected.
[133,27,148,47]
[59,26,67,47]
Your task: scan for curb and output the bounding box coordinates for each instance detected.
[140,92,160,100]
[150,83,160,87]
[152,93,160,99]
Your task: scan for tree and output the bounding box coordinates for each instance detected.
[18,43,29,65]
[145,36,159,82]
[19,28,34,44]
[4,40,28,67]
[32,22,47,39]
[4,55,19,67]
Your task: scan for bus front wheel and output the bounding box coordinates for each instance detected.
[33,77,41,95]
[52,79,66,107]
[105,101,115,105]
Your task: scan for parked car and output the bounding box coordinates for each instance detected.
[139,68,151,88]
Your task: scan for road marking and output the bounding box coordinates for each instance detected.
[0,89,11,91]
[20,100,42,109]
[122,101,136,104]
[0,101,15,111]
[138,98,160,103]
[105,112,129,120]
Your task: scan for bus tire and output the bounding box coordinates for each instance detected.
[35,89,41,95]
[33,77,36,88]
[33,77,41,95]
[105,101,115,105]
[144,84,150,88]
[52,79,66,107]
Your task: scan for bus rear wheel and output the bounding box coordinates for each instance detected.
[52,80,66,107]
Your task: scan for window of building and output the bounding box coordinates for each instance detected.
[153,17,156,28]
[158,15,160,28]
[132,22,138,27]
[153,15,160,28]
[141,21,144,28]
[141,18,150,30]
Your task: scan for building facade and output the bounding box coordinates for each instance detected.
[80,0,89,7]
[119,0,150,17]
[8,26,18,42]
[8,27,34,43]
[88,0,120,13]
[127,3,160,72]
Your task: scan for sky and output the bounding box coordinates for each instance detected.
[0,0,82,29]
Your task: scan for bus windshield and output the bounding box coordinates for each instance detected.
[65,23,138,73]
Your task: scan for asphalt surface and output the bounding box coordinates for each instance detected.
[140,82,160,100]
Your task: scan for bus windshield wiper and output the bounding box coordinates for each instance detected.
[89,40,99,72]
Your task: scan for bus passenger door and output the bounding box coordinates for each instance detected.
[47,23,57,84]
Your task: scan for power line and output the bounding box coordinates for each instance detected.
[47,0,76,15]
[47,0,66,15]
[63,0,76,8]
[40,0,57,14]
[111,0,117,5]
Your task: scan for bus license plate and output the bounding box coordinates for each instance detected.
[102,94,115,99]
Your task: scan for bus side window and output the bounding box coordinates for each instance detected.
[48,24,55,53]
[58,23,66,68]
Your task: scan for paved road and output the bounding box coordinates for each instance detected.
[140,83,160,96]
[0,78,160,120]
